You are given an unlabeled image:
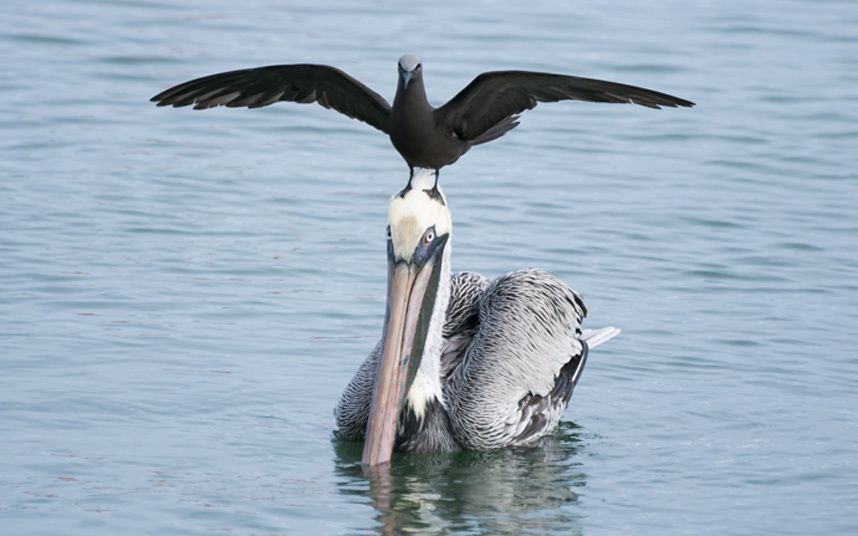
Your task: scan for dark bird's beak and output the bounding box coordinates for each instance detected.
[361,247,444,467]
[400,70,414,91]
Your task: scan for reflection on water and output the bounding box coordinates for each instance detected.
[333,422,586,535]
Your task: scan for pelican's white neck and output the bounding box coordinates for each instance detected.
[409,168,438,191]
[405,217,451,421]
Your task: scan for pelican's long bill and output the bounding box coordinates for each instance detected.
[361,258,437,466]
[362,180,451,467]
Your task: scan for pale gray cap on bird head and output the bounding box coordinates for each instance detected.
[398,54,421,72]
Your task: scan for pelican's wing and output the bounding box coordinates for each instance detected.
[151,64,391,133]
[439,272,491,380]
[434,70,694,143]
[444,269,591,450]
[334,341,381,440]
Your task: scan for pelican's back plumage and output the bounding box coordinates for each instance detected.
[335,269,617,453]
[444,269,588,450]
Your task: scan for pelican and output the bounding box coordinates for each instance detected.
[335,170,620,466]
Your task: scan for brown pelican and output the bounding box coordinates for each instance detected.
[151,54,694,177]
[335,170,620,466]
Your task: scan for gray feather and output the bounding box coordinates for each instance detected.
[334,269,616,453]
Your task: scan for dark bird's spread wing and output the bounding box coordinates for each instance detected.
[150,64,391,133]
[434,70,695,142]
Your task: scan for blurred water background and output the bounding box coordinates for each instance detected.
[2,0,857,534]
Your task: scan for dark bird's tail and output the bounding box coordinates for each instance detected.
[470,114,520,145]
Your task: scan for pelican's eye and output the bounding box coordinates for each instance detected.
[386,226,392,240]
[422,227,435,245]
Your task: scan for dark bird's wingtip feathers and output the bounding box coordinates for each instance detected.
[147,65,392,133]
[659,94,696,108]
[625,89,695,110]
[657,96,696,108]
[150,87,180,105]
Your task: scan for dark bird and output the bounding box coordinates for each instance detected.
[151,54,694,179]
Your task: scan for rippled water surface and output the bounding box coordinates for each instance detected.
[2,0,857,534]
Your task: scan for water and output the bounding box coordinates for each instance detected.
[2,0,857,534]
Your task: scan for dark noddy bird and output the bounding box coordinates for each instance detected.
[151,54,694,178]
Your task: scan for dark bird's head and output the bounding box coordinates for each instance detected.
[397,54,423,91]
[362,176,451,467]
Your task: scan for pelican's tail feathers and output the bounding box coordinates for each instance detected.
[581,326,621,348]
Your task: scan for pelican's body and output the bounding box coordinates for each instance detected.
[335,170,619,462]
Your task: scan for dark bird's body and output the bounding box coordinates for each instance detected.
[151,54,694,175]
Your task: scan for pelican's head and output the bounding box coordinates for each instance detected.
[362,178,451,467]
[397,53,423,91]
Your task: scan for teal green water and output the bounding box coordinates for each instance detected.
[2,0,857,534]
